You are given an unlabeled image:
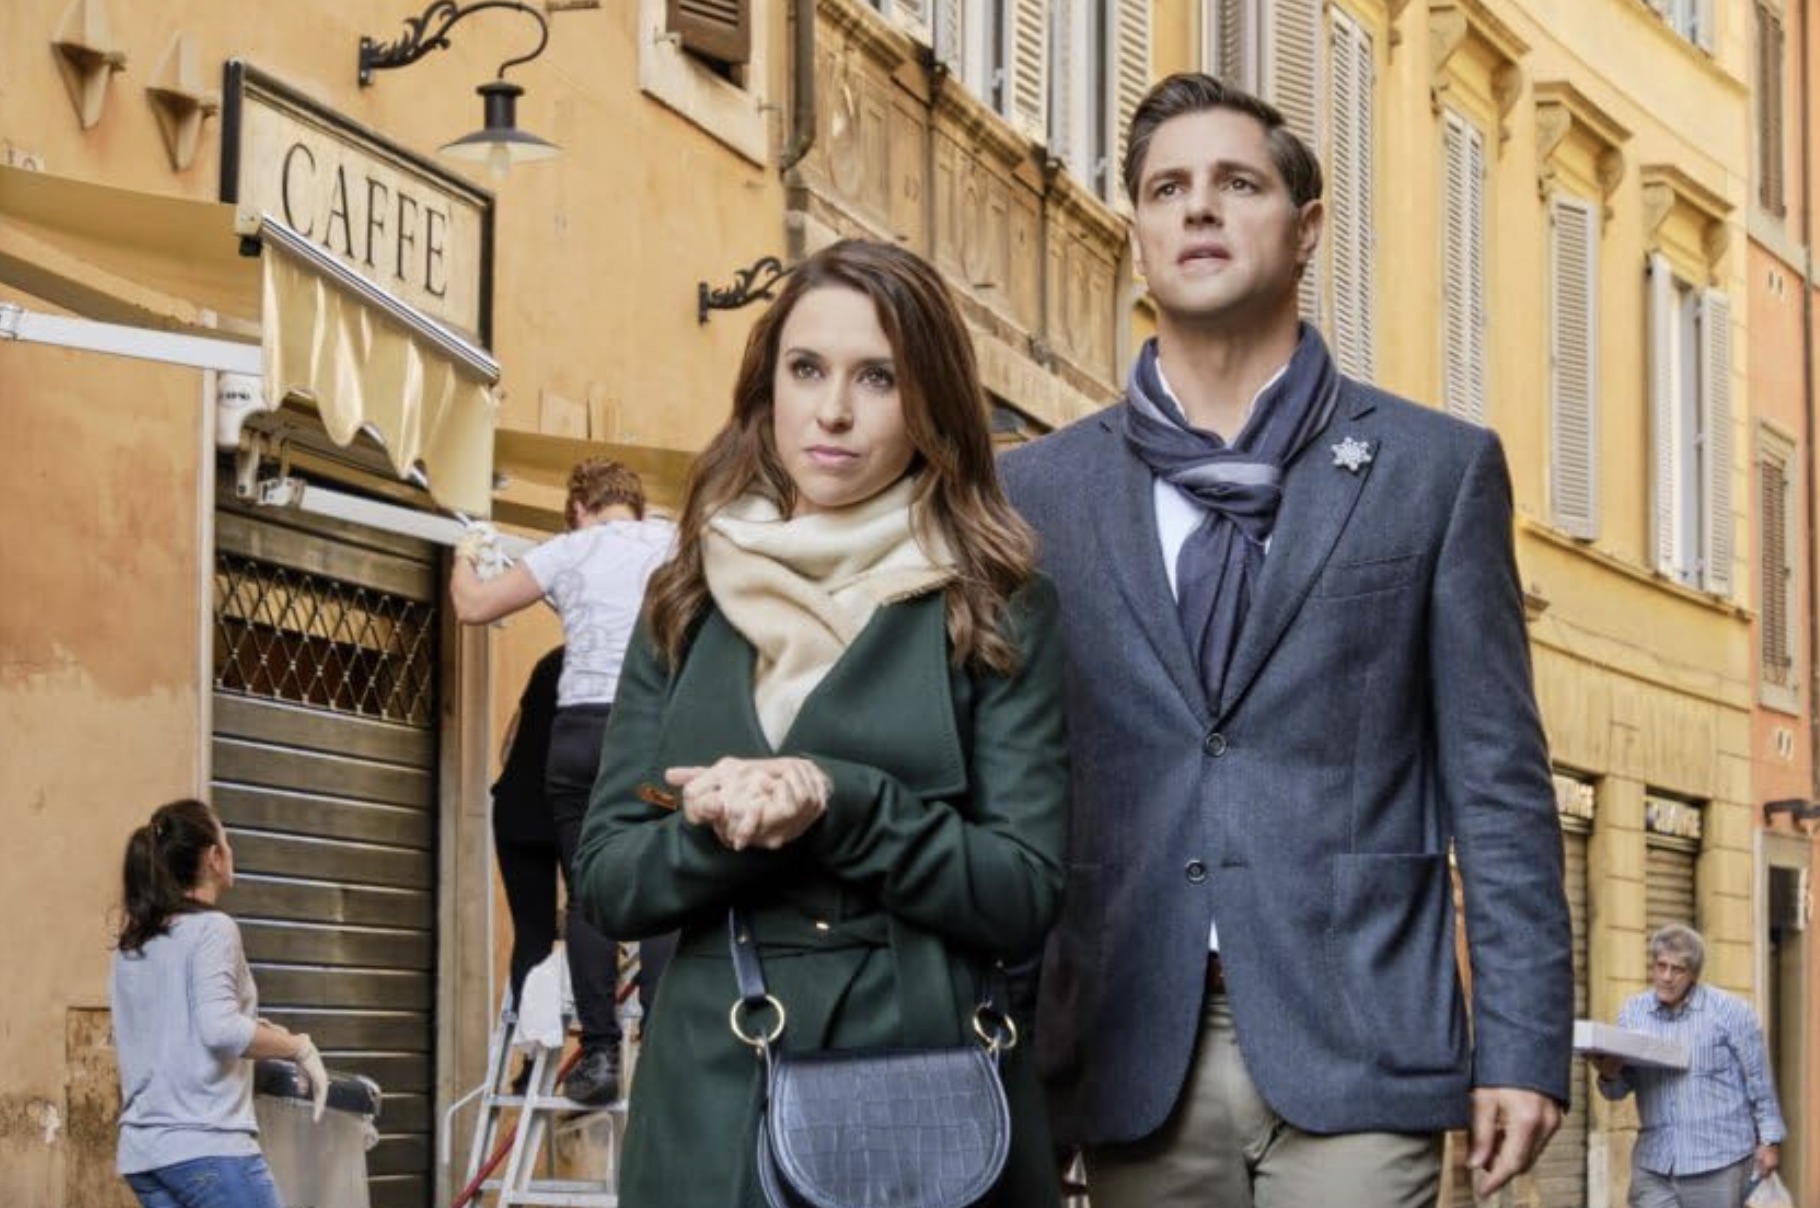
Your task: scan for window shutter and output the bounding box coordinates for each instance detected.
[1696,0,1716,51]
[1265,0,1323,326]
[1442,113,1487,425]
[1648,254,1679,576]
[1004,0,1048,141]
[1048,0,1077,166]
[1328,10,1374,380]
[1761,442,1793,687]
[1206,0,1255,87]
[1700,289,1734,595]
[1757,4,1787,215]
[1108,0,1150,208]
[1550,197,1599,539]
[934,0,964,65]
[667,0,752,66]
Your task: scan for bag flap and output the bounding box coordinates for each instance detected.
[765,1046,1009,1208]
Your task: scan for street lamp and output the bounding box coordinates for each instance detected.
[358,0,561,178]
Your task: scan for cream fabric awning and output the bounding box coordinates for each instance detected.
[0,165,498,517]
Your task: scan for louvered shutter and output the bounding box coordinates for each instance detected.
[1442,113,1487,425]
[1646,838,1699,932]
[1108,0,1150,207]
[1264,0,1323,325]
[1206,0,1254,86]
[667,0,752,66]
[933,0,964,68]
[1328,10,1374,380]
[1550,197,1599,539]
[893,0,932,32]
[1648,253,1679,576]
[1004,0,1048,140]
[1701,290,1734,595]
[1762,444,1793,687]
[1047,0,1077,167]
[1758,4,1787,215]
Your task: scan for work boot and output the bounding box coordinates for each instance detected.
[562,1044,620,1107]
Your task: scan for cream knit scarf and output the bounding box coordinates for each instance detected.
[702,477,956,745]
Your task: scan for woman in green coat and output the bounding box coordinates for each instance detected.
[573,238,1068,1208]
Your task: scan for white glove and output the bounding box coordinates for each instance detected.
[293,1035,330,1122]
[456,522,509,581]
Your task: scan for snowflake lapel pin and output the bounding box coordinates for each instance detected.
[1331,435,1374,474]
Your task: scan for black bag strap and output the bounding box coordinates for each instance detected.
[728,908,769,1003]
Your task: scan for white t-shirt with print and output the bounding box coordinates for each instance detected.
[521,518,676,707]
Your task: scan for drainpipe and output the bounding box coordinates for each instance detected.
[1803,11,1819,802]
[779,0,816,174]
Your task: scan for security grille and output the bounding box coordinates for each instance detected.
[212,500,441,1208]
[214,550,436,725]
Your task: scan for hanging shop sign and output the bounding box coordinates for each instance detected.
[221,62,493,346]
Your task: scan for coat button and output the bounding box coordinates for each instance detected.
[1185,860,1208,884]
[1204,731,1227,757]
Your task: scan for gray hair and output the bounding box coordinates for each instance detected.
[1648,924,1705,977]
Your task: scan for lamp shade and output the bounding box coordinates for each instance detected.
[440,80,560,176]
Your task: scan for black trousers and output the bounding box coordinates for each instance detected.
[494,830,564,1014]
[546,705,676,1047]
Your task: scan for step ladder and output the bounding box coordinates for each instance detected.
[450,944,643,1208]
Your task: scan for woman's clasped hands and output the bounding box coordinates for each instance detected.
[665,757,832,851]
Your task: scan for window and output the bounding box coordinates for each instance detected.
[1760,428,1798,707]
[1204,0,1324,322]
[1549,196,1599,538]
[1756,2,1788,216]
[641,0,768,163]
[1648,254,1733,594]
[1327,9,1374,380]
[668,0,752,70]
[1441,112,1488,425]
[1649,0,1716,51]
[1644,793,1703,932]
[1047,1,1149,205]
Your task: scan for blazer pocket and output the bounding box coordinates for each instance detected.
[1328,853,1467,1076]
[1313,553,1421,599]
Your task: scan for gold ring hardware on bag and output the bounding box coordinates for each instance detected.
[972,1005,1018,1053]
[730,994,787,1049]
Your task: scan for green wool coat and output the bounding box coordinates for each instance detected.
[574,577,1069,1208]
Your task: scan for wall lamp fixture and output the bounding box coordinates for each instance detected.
[1763,798,1820,827]
[358,0,560,178]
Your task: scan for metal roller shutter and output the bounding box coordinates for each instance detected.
[212,499,440,1208]
[1646,838,1699,933]
[1534,821,1591,1207]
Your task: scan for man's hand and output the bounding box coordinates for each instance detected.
[1469,1086,1561,1196]
[1757,1142,1781,1179]
[1586,1053,1624,1081]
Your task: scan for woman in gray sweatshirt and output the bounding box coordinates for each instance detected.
[110,798,327,1208]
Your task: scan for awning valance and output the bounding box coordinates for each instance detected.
[0,165,498,517]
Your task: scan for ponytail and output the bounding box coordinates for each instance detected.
[116,798,220,954]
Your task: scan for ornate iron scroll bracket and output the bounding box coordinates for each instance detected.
[359,0,550,85]
[698,256,789,325]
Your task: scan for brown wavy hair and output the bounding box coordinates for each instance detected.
[645,239,1037,675]
[566,458,646,526]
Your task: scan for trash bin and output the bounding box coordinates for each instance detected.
[253,1059,383,1208]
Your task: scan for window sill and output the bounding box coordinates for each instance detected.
[1516,514,1751,621]
[638,0,770,167]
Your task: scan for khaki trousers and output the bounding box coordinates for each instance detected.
[1628,1157,1753,1208]
[1084,993,1443,1208]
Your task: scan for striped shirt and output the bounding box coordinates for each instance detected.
[1598,983,1786,1176]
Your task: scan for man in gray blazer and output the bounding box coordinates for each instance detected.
[1001,73,1572,1207]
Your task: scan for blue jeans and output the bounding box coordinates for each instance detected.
[124,1155,282,1208]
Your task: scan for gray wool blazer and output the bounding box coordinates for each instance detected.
[1001,376,1574,1145]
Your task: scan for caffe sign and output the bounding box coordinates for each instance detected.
[221,63,493,345]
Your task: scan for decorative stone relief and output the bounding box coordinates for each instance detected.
[52,0,128,130]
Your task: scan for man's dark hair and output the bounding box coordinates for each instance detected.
[1122,72,1324,209]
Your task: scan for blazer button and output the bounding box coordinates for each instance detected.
[1204,731,1227,757]
[1185,859,1208,884]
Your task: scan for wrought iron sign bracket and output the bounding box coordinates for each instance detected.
[359,0,550,85]
[699,256,790,325]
